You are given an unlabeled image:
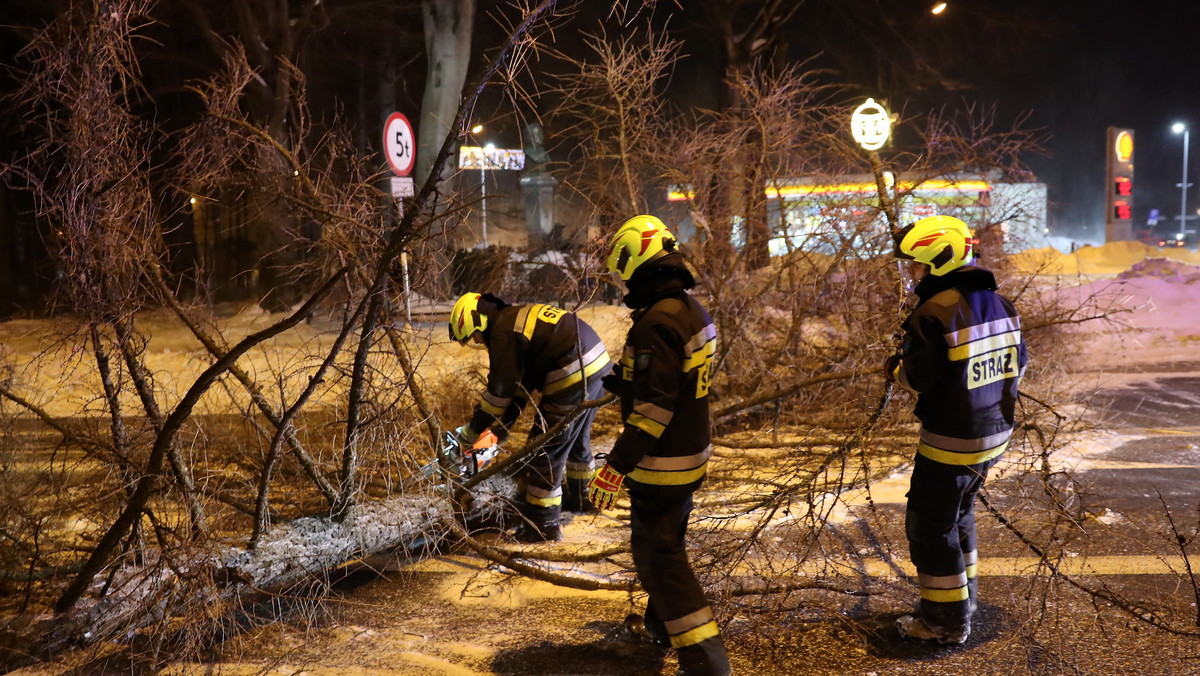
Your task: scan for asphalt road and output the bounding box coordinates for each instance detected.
[167,366,1200,676]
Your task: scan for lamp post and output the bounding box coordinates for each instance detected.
[467,124,491,248]
[481,143,496,248]
[1173,122,1191,247]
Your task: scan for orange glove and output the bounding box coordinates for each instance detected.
[588,464,625,510]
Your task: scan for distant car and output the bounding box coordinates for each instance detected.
[1158,235,1194,248]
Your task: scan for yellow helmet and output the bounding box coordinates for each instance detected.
[605,215,679,281]
[448,293,487,343]
[895,215,975,276]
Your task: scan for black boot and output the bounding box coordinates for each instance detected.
[676,635,732,676]
[512,521,562,543]
[563,477,599,513]
[623,613,670,647]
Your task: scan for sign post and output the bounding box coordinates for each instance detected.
[1105,127,1135,243]
[383,112,415,321]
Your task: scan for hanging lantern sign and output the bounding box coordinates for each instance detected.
[851,98,891,151]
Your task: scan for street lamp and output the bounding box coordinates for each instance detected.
[1173,122,1191,247]
[467,124,490,248]
[481,143,496,248]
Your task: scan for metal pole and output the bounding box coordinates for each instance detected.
[1182,129,1191,248]
[401,251,412,324]
[480,167,488,247]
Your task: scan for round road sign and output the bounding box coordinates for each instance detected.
[384,112,415,176]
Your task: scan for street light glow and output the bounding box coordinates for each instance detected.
[931,3,948,14]
[471,124,484,134]
[1172,122,1192,250]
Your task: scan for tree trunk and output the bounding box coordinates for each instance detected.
[417,0,476,187]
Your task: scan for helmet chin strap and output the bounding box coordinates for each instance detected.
[610,271,628,295]
[465,332,486,350]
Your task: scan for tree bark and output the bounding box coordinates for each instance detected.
[417,0,476,187]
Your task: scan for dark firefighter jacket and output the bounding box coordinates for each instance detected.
[893,265,1028,466]
[469,303,612,436]
[607,256,716,492]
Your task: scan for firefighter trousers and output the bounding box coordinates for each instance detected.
[520,375,604,528]
[629,487,731,676]
[905,453,995,632]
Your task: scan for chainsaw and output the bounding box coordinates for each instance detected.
[412,429,500,483]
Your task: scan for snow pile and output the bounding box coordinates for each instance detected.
[1056,258,1200,351]
[1116,257,1200,284]
[1011,240,1200,277]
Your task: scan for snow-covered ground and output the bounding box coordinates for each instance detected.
[14,240,1200,674]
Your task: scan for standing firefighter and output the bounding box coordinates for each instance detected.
[589,215,731,675]
[884,215,1028,645]
[449,292,612,542]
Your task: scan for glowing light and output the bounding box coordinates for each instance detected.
[1173,122,1186,134]
[851,98,891,151]
[1114,130,1134,162]
[471,124,484,134]
[668,179,991,201]
[931,3,948,14]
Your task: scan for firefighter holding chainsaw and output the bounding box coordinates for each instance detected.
[449,292,612,543]
[885,215,1028,645]
[589,215,731,675]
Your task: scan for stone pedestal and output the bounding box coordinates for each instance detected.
[520,173,557,238]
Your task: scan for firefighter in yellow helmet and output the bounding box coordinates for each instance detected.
[885,215,1028,645]
[589,215,731,675]
[449,292,612,542]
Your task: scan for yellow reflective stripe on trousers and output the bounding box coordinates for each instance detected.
[917,440,1007,466]
[670,620,720,648]
[525,484,563,507]
[920,585,969,603]
[479,399,506,416]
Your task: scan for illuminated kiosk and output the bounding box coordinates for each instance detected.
[666,173,1046,256]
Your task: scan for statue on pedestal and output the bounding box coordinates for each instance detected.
[520,122,557,239]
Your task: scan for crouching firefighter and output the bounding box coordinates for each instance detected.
[589,215,731,676]
[449,292,612,543]
[884,215,1028,645]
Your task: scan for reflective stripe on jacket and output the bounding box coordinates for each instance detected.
[608,292,716,490]
[894,266,1028,466]
[469,303,612,434]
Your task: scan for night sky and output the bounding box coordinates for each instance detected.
[656,1,1200,244]
[926,2,1200,242]
[2,2,1197,246]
